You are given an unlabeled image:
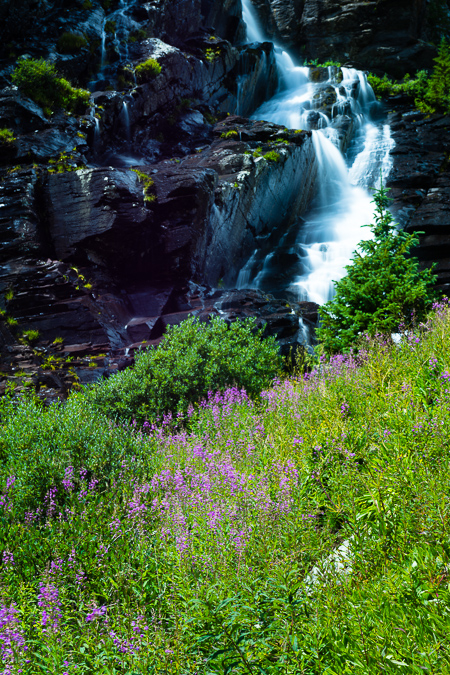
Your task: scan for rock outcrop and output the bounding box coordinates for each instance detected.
[386,105,450,295]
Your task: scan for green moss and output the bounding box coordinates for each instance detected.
[220,130,238,139]
[57,32,88,54]
[48,151,86,173]
[11,58,90,114]
[205,47,221,62]
[263,151,281,162]
[131,168,156,203]
[21,330,40,344]
[0,128,16,145]
[135,58,162,84]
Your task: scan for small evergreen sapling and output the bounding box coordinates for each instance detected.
[317,182,437,353]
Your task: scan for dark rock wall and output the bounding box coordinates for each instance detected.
[249,0,436,77]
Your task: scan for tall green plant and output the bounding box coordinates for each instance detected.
[317,183,437,354]
[417,38,450,114]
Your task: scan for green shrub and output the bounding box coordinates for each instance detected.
[11,58,90,114]
[57,32,88,54]
[368,41,450,115]
[317,183,437,354]
[135,57,161,84]
[0,128,16,144]
[368,70,429,100]
[90,316,282,423]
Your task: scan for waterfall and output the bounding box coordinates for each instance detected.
[239,0,395,305]
[121,101,131,141]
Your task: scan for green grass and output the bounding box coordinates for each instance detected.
[1,303,450,671]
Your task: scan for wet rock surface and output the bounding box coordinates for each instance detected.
[386,105,450,295]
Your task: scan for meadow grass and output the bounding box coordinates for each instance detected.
[1,301,450,673]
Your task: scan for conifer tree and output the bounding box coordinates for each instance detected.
[317,183,437,354]
[417,38,450,114]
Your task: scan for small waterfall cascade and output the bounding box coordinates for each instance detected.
[90,0,140,91]
[121,100,131,141]
[238,0,395,305]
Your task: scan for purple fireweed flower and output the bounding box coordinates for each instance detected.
[86,606,107,622]
[37,583,62,633]
[44,486,58,519]
[0,476,16,512]
[2,551,14,568]
[0,602,27,670]
[62,466,75,492]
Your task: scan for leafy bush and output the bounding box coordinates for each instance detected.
[317,183,437,353]
[368,70,428,100]
[0,128,15,144]
[57,32,88,54]
[135,57,162,84]
[11,58,90,114]
[90,316,282,422]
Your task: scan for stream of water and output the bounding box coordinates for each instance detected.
[238,0,395,305]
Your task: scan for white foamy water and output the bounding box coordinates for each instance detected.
[239,0,395,305]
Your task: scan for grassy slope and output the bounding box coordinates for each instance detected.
[1,302,450,673]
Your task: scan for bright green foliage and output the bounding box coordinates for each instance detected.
[135,57,162,83]
[368,70,428,100]
[130,168,156,202]
[90,316,281,422]
[20,329,39,344]
[368,40,450,115]
[57,32,88,54]
[11,58,90,114]
[263,150,281,162]
[220,130,238,138]
[317,184,437,354]
[0,128,16,144]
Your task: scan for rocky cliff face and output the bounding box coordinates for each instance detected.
[249,0,436,78]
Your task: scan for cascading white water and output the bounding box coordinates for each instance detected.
[90,0,140,91]
[239,0,395,305]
